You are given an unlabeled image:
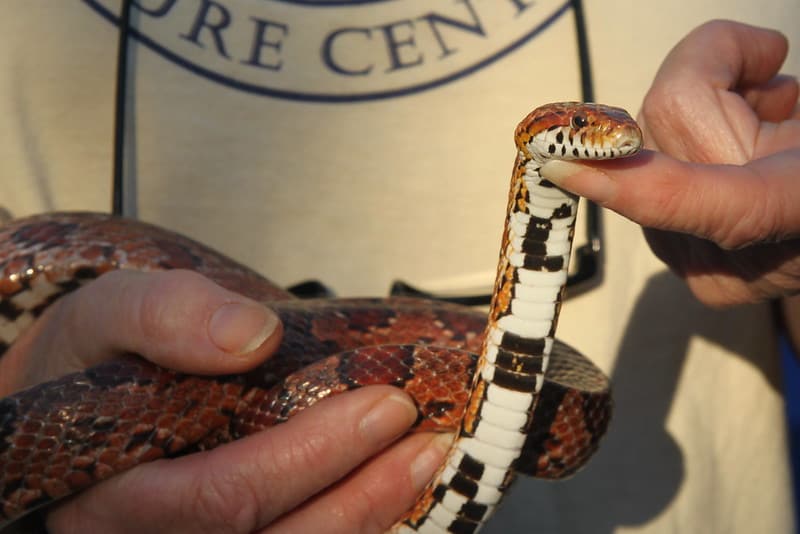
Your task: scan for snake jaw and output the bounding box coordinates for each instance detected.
[587,120,643,159]
[515,102,643,163]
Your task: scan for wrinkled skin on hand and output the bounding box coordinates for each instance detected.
[542,20,800,308]
[0,270,448,534]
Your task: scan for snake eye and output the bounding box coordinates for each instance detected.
[571,113,588,129]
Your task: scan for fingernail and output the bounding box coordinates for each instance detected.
[410,433,454,492]
[540,160,616,203]
[360,393,418,446]
[208,301,278,354]
[540,159,584,183]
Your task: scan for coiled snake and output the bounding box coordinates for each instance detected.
[0,102,642,532]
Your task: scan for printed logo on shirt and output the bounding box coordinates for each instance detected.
[84,0,570,102]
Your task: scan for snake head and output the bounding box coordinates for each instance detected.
[515,102,643,163]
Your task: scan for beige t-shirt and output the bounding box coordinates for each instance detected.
[1,1,798,532]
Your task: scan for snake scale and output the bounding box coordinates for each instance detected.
[0,102,642,532]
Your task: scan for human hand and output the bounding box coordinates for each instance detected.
[0,270,447,533]
[0,269,283,394]
[540,20,800,307]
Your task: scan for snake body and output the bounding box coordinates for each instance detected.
[0,102,641,532]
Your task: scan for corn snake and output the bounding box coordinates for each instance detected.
[0,102,641,532]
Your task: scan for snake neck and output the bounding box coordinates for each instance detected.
[402,154,578,533]
[457,151,577,450]
[483,152,577,383]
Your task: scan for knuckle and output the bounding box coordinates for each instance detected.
[693,19,734,38]
[639,87,668,135]
[640,84,672,124]
[688,277,752,309]
[704,218,752,251]
[136,269,207,342]
[714,226,755,250]
[640,84,696,158]
[642,61,688,119]
[627,172,686,231]
[278,422,342,476]
[713,178,782,250]
[685,20,740,57]
[326,489,388,534]
[183,465,261,534]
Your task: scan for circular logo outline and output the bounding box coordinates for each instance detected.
[84,0,572,103]
[271,1,394,5]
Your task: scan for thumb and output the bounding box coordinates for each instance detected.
[540,149,800,249]
[3,269,282,392]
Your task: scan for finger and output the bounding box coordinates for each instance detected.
[541,148,800,249]
[46,386,420,534]
[4,269,281,389]
[641,21,789,162]
[654,20,788,97]
[753,118,800,159]
[740,75,800,123]
[263,432,453,534]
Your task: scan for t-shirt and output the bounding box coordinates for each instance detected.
[1,1,798,532]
